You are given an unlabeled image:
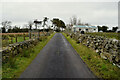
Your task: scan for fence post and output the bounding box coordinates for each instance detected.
[24,34,25,41]
[11,37,13,43]
[38,30,40,39]
[34,30,36,39]
[29,30,31,39]
[16,36,17,43]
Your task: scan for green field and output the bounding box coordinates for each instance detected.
[86,32,120,40]
[2,33,30,47]
[8,37,29,43]
[2,37,29,46]
[63,33,120,79]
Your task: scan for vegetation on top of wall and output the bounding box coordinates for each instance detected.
[86,32,120,40]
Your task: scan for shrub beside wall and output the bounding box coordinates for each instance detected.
[66,32,120,68]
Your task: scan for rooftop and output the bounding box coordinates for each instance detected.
[73,25,97,28]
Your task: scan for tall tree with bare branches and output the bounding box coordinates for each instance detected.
[1,21,11,32]
[69,16,77,25]
[28,21,33,30]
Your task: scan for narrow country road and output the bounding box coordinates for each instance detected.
[19,33,96,78]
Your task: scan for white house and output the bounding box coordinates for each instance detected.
[72,25,98,32]
[116,28,120,33]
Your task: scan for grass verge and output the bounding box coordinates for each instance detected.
[63,33,120,80]
[2,32,55,78]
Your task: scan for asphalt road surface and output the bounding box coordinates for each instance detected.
[20,33,96,78]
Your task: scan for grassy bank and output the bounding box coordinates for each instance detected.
[63,33,120,79]
[9,37,29,43]
[2,33,55,78]
[86,32,120,40]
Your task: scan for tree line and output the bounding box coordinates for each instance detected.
[1,17,66,33]
[97,26,118,32]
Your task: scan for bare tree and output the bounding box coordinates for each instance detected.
[69,16,77,25]
[1,21,12,29]
[34,19,38,29]
[77,18,81,25]
[28,21,33,39]
[42,17,49,27]
[28,21,33,30]
[85,23,90,26]
[73,16,77,25]
[69,16,90,26]
[70,18,73,25]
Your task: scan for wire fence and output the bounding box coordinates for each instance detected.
[1,30,51,47]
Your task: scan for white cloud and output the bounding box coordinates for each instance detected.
[1,2,118,29]
[1,0,120,2]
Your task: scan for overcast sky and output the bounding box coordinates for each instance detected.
[1,0,119,29]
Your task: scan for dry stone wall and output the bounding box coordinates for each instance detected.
[1,32,52,63]
[2,39,38,62]
[66,32,120,68]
